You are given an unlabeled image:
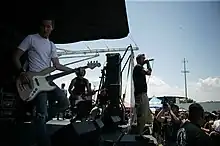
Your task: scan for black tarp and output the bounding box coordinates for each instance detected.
[0,0,129,84]
[1,0,129,44]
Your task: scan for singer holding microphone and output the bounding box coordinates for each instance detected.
[133,54,153,134]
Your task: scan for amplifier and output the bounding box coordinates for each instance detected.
[1,99,16,108]
[0,109,16,117]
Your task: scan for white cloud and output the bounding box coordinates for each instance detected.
[188,77,220,102]
[148,76,184,97]
[147,76,220,102]
[120,76,185,107]
[122,76,220,104]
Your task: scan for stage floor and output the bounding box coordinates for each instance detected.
[1,119,157,146]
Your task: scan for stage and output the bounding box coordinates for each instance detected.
[1,118,157,146]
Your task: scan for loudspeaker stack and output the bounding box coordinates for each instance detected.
[105,53,122,106]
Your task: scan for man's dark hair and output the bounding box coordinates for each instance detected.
[136,54,144,63]
[61,83,65,88]
[75,68,86,77]
[188,103,204,120]
[39,18,55,28]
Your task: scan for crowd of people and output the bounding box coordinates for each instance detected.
[57,53,220,146]
[152,103,220,146]
[130,53,220,146]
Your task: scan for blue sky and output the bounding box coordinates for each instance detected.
[55,1,220,102]
[126,1,220,87]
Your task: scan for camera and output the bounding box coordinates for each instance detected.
[161,98,169,109]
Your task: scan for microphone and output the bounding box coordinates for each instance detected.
[147,59,154,61]
[145,59,153,71]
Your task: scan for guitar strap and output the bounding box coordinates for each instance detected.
[23,40,53,71]
[49,41,53,67]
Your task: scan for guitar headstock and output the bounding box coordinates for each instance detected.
[87,61,101,69]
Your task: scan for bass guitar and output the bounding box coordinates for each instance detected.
[16,61,101,102]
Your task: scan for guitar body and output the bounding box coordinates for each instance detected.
[73,89,101,105]
[16,61,101,102]
[75,95,86,105]
[16,67,56,102]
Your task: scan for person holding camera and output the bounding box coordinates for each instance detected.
[132,54,152,134]
[156,103,181,146]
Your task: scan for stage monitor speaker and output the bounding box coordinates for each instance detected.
[102,115,121,132]
[94,118,104,132]
[103,134,157,146]
[51,120,103,146]
[118,135,157,146]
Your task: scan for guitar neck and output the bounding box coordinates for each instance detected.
[46,66,88,81]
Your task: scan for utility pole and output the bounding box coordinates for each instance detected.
[181,58,190,99]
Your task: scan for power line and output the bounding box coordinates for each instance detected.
[181,58,190,99]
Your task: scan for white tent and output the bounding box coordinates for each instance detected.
[149,97,162,108]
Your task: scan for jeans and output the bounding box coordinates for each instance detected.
[135,92,152,134]
[33,82,69,146]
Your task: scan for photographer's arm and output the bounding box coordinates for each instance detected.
[169,110,180,123]
[156,109,166,123]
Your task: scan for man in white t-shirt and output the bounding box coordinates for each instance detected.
[13,18,71,146]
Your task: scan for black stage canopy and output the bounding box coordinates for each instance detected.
[0,0,129,84]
